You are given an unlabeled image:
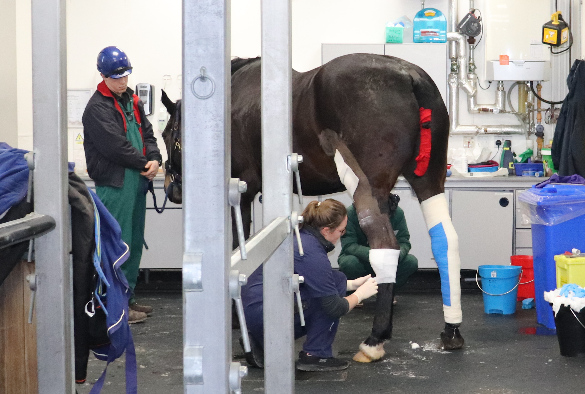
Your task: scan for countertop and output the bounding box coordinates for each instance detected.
[77,172,544,191]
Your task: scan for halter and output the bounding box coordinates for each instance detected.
[165,100,183,193]
[151,100,183,214]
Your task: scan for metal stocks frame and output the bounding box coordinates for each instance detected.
[183,0,296,392]
[26,0,294,392]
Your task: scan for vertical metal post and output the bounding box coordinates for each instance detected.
[31,0,73,392]
[183,0,231,392]
[261,0,295,392]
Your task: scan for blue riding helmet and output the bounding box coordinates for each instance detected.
[97,46,133,79]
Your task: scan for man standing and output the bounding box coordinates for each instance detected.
[83,46,162,323]
[338,194,418,299]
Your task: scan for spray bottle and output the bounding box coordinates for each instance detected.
[500,140,515,175]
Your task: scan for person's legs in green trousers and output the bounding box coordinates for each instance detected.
[395,254,418,290]
[338,255,373,280]
[338,253,418,290]
[96,168,145,303]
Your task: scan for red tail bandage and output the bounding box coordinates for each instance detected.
[414,107,432,177]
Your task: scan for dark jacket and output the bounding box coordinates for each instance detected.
[552,59,585,176]
[83,81,162,188]
[340,204,411,264]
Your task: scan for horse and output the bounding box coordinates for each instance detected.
[160,53,464,362]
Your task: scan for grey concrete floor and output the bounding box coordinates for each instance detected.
[76,270,585,394]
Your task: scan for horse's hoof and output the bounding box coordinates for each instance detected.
[440,323,464,350]
[353,342,385,362]
[352,350,372,363]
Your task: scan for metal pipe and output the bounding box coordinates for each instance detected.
[467,77,506,113]
[449,0,458,60]
[447,32,475,95]
[446,0,525,136]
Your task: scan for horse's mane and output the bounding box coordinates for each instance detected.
[231,57,260,75]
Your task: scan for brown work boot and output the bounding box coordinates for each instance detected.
[130,302,153,315]
[128,309,147,324]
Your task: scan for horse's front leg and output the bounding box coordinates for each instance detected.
[351,198,399,363]
[319,129,399,362]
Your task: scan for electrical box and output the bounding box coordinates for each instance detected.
[136,83,154,115]
[486,60,551,81]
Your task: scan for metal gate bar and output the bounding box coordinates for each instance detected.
[31,0,73,392]
[182,0,231,392]
[183,0,295,392]
[260,0,295,392]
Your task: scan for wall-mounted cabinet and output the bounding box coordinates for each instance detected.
[322,43,448,104]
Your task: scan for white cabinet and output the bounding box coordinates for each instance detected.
[143,208,182,269]
[143,186,183,269]
[321,43,448,104]
[383,43,448,104]
[321,44,384,64]
[451,190,514,270]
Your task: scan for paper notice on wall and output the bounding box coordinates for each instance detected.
[69,130,87,172]
[67,89,92,128]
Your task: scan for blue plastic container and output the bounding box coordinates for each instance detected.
[518,184,585,329]
[514,163,544,176]
[478,265,522,314]
[413,8,447,43]
[477,265,522,315]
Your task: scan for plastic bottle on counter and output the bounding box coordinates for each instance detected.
[500,140,515,175]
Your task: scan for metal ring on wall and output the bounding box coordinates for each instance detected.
[191,67,215,100]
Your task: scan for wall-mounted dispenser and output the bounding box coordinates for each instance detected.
[136,83,154,115]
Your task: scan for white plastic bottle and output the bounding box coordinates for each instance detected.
[158,105,168,132]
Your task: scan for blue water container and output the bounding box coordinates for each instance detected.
[478,265,522,314]
[413,8,447,43]
[518,184,585,330]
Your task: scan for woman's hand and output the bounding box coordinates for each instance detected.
[353,278,378,303]
[346,274,372,291]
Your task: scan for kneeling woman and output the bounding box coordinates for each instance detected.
[241,199,378,372]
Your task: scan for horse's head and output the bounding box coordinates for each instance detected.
[161,89,183,204]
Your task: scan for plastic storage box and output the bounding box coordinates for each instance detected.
[468,160,499,172]
[518,184,585,329]
[514,162,544,176]
[555,254,585,288]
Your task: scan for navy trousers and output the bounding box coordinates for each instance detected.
[244,270,347,359]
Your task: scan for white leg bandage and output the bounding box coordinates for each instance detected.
[420,193,462,324]
[334,149,359,197]
[369,249,399,284]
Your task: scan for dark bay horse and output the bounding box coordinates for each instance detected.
[161,53,464,362]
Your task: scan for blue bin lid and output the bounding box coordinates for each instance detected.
[518,184,585,225]
[519,184,585,205]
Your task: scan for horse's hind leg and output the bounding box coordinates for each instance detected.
[403,118,464,350]
[320,129,400,362]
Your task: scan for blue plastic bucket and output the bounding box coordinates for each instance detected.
[477,265,522,314]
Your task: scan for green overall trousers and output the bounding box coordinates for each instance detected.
[96,98,146,304]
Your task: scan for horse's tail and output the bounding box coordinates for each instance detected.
[408,65,450,178]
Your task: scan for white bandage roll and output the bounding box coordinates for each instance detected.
[369,249,400,284]
[334,150,359,197]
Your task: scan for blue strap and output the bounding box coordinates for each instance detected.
[125,332,138,393]
[89,192,111,288]
[88,328,137,394]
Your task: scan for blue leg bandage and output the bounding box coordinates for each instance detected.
[421,193,462,324]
